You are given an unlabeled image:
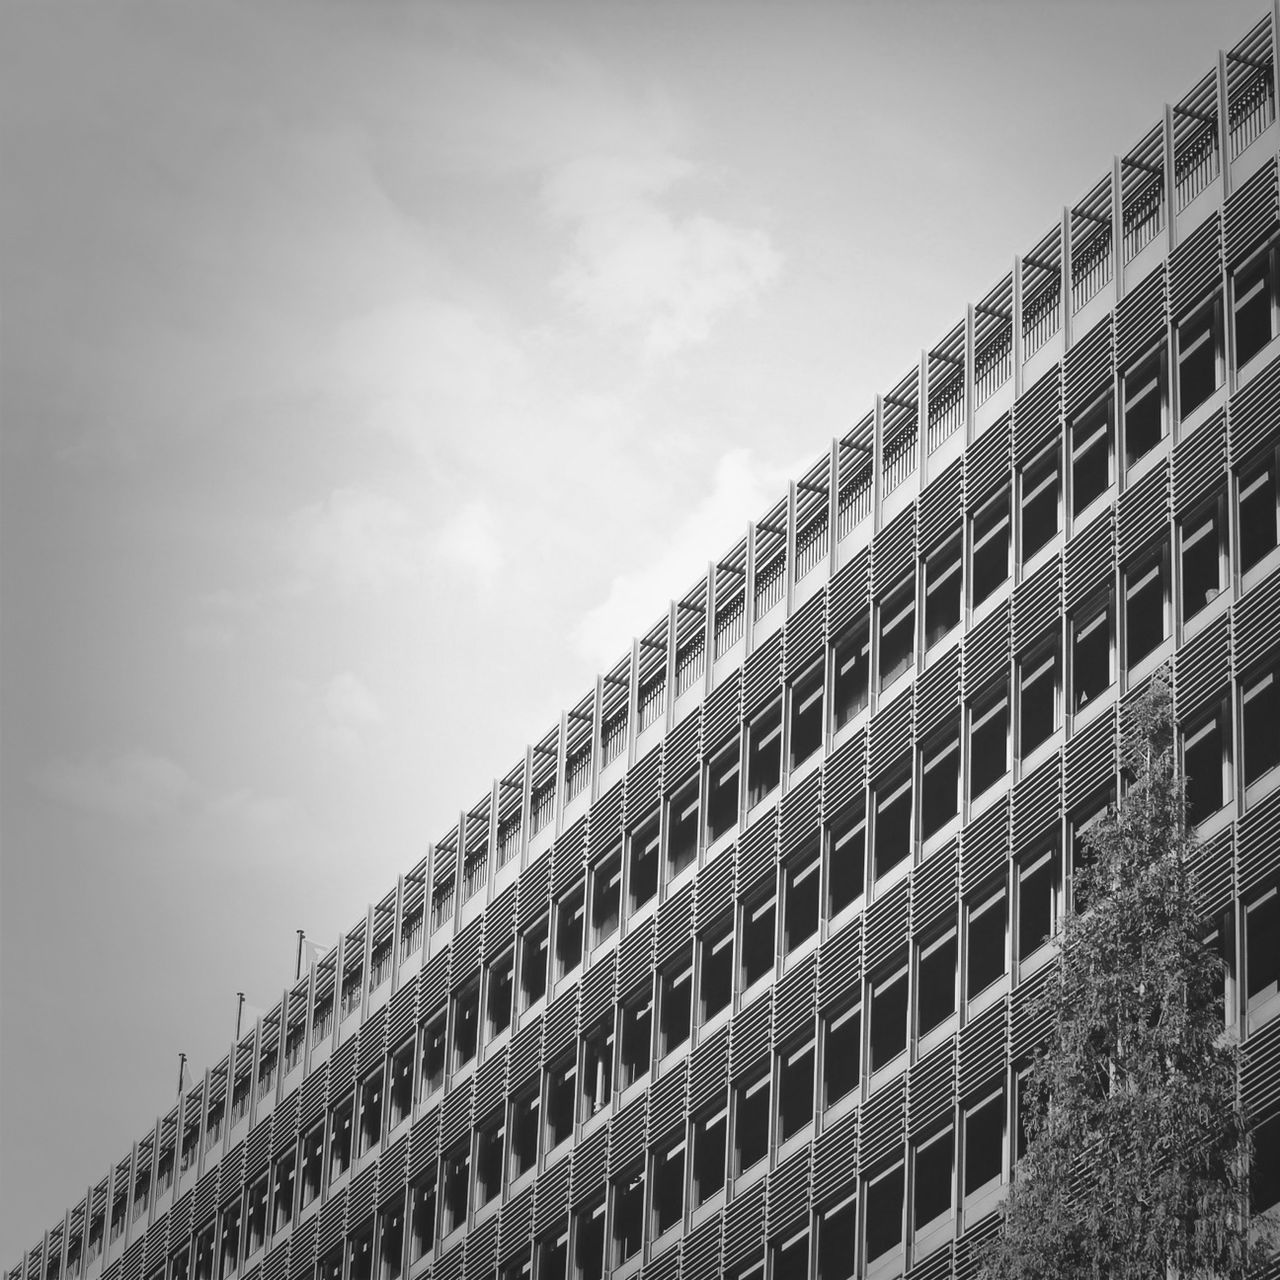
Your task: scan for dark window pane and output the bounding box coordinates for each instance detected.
[1019,851,1055,960]
[546,1056,575,1149]
[735,1074,770,1173]
[1181,501,1223,616]
[924,540,962,647]
[699,920,733,1022]
[666,781,699,878]
[1244,669,1280,785]
[972,496,1010,607]
[1072,403,1112,514]
[1234,254,1275,369]
[1072,604,1112,709]
[921,731,959,839]
[1250,1113,1280,1214]
[913,1130,953,1229]
[817,1196,857,1280]
[964,1096,1004,1195]
[833,624,870,727]
[1178,299,1221,415]
[658,951,692,1055]
[1184,715,1225,825]
[828,810,865,915]
[618,991,652,1089]
[706,744,740,843]
[783,843,820,953]
[1246,891,1280,1003]
[870,965,908,1072]
[917,932,956,1036]
[874,774,913,879]
[692,1108,726,1205]
[1240,458,1279,572]
[967,890,1006,999]
[590,852,620,944]
[747,703,783,806]
[1020,647,1058,757]
[628,817,659,913]
[612,1170,644,1264]
[520,918,549,1010]
[790,665,825,767]
[970,693,1008,796]
[879,587,915,689]
[653,1143,684,1235]
[865,1165,904,1262]
[1123,352,1165,466]
[773,1232,808,1280]
[1125,552,1167,666]
[554,888,584,977]
[779,1040,815,1141]
[823,1005,861,1108]
[1021,448,1060,561]
[742,894,776,987]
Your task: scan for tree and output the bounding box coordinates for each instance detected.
[980,672,1266,1280]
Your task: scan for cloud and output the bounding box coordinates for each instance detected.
[435,500,504,579]
[35,750,196,823]
[207,788,294,829]
[289,488,429,594]
[324,672,385,728]
[546,153,782,355]
[572,447,796,668]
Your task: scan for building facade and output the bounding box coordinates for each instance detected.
[13,11,1280,1280]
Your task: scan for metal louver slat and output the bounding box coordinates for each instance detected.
[701,671,741,752]
[419,951,450,1021]
[783,590,826,674]
[586,782,624,859]
[1175,611,1231,714]
[1169,212,1222,318]
[439,1076,473,1150]
[646,1059,687,1142]
[872,503,917,594]
[1011,755,1063,854]
[692,849,734,931]
[550,818,586,891]
[622,748,662,828]
[955,1213,1002,1280]
[962,600,1011,696]
[681,1212,723,1279]
[1117,460,1171,559]
[773,954,817,1045]
[655,882,695,966]
[316,1191,346,1255]
[958,996,1008,1096]
[432,1243,464,1280]
[735,811,777,898]
[907,1241,955,1280]
[608,1093,646,1171]
[377,1135,407,1208]
[473,1046,508,1120]
[1064,708,1117,809]
[505,1017,542,1097]
[1236,567,1280,669]
[869,688,914,778]
[463,1218,498,1280]
[1192,826,1235,924]
[742,633,782,721]
[1011,553,1062,651]
[357,1008,387,1076]
[965,414,1012,512]
[261,1242,289,1280]
[245,1116,271,1179]
[864,879,910,974]
[688,1027,730,1112]
[818,917,862,1009]
[168,1190,192,1248]
[906,1036,957,1138]
[1010,964,1054,1057]
[484,886,517,956]
[1064,315,1114,415]
[497,1186,534,1263]
[615,916,653,996]
[823,729,866,820]
[569,1126,609,1208]
[1238,788,1280,895]
[1242,1015,1280,1118]
[1013,365,1063,465]
[723,1183,765,1269]
[828,549,870,636]
[729,993,771,1081]
[664,716,700,792]
[779,771,822,857]
[812,1109,858,1204]
[910,840,959,937]
[542,986,577,1062]
[121,1241,143,1280]
[288,1218,316,1280]
[915,651,961,743]
[579,952,616,1027]
[1224,154,1278,262]
[859,1074,905,1168]
[347,1164,376,1228]
[1115,263,1167,365]
[191,1169,218,1229]
[960,796,1009,895]
[329,1039,357,1096]
[918,458,964,552]
[1228,357,1280,466]
[1172,410,1227,514]
[765,1144,812,1239]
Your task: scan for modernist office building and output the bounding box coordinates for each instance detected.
[13,12,1280,1280]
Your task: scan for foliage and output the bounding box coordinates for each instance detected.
[980,672,1265,1280]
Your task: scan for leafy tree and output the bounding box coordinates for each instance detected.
[980,672,1266,1280]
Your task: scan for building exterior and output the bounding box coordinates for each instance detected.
[13,12,1280,1280]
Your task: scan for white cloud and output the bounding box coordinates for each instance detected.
[435,499,503,579]
[324,671,385,728]
[572,447,796,668]
[290,488,429,595]
[207,788,294,829]
[35,750,196,823]
[546,153,782,355]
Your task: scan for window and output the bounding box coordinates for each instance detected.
[920,724,960,840]
[315,1246,340,1280]
[554,885,585,979]
[864,1163,904,1264]
[878,583,915,690]
[545,1052,576,1152]
[665,776,699,879]
[589,849,621,946]
[1017,847,1058,962]
[1240,451,1280,573]
[698,916,734,1022]
[869,959,908,1073]
[1124,542,1169,668]
[1242,661,1280,786]
[626,814,659,915]
[658,947,693,1057]
[409,1176,435,1264]
[1070,794,1110,912]
[817,1192,857,1280]
[733,1071,770,1174]
[271,1151,295,1232]
[972,493,1010,609]
[1021,443,1060,563]
[440,1142,469,1236]
[746,699,783,807]
[1246,886,1280,1020]
[1177,294,1223,416]
[651,1137,685,1236]
[1233,239,1278,369]
[452,981,480,1072]
[913,1127,954,1235]
[782,841,820,955]
[474,1111,504,1207]
[969,687,1009,797]
[741,889,776,988]
[611,1168,644,1265]
[773,1229,809,1280]
[419,1012,446,1097]
[1250,1112,1280,1217]
[618,986,653,1089]
[347,1231,373,1280]
[580,1012,614,1118]
[966,886,1007,1001]
[218,1199,241,1279]
[1184,704,1231,825]
[1071,397,1113,515]
[873,769,913,880]
[789,661,825,768]
[1071,596,1113,710]
[536,1229,567,1280]
[193,1227,213,1280]
[706,740,741,844]
[299,1121,323,1207]
[827,806,866,916]
[519,915,549,1011]
[822,1003,861,1108]
[691,1103,727,1205]
[916,927,957,1038]
[778,1036,815,1141]
[486,949,514,1042]
[1181,495,1226,618]
[1122,346,1167,468]
[358,1067,383,1155]
[574,1201,605,1280]
[509,1085,539,1181]
[963,1092,1005,1201]
[924,537,962,648]
[378,1204,404,1280]
[832,619,871,728]
[328,1097,353,1182]
[1019,641,1060,758]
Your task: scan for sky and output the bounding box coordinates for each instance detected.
[0,0,1269,1259]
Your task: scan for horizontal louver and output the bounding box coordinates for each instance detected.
[723,1182,766,1268]
[1238,788,1280,895]
[1242,1015,1280,1119]
[316,1191,345,1255]
[823,730,866,820]
[329,1040,357,1097]
[1012,754,1063,853]
[919,458,964,551]
[859,1075,905,1168]
[1115,263,1167,364]
[783,590,826,674]
[1012,553,1062,650]
[872,503,917,593]
[766,1143,812,1237]
[811,1110,858,1205]
[497,1187,533,1263]
[287,1219,316,1280]
[681,1213,723,1279]
[550,819,586,891]
[347,1164,376,1229]
[1223,154,1278,262]
[615,918,654,996]
[729,993,771,1081]
[1191,825,1235,925]
[1171,409,1227,514]
[1013,364,1062,464]
[1174,611,1231,714]
[569,1126,609,1208]
[1065,507,1115,609]
[1228,354,1280,466]
[655,883,695,966]
[962,600,1011,695]
[463,1219,497,1280]
[916,651,961,742]
[1236,568,1280,669]
[959,796,1009,895]
[958,996,1008,1096]
[1064,708,1117,809]
[1169,212,1221,318]
[742,634,782,720]
[439,1076,473,1150]
[773,954,817,1045]
[907,1036,957,1137]
[473,1047,508,1120]
[647,1059,687,1139]
[780,771,822,857]
[608,1093,646,1171]
[828,549,870,637]
[911,840,959,937]
[1010,963,1054,1058]
[377,1135,406,1208]
[623,748,662,827]
[818,917,862,1008]
[736,812,777,897]
[1117,460,1170,559]
[1064,315,1114,415]
[693,849,734,931]
[664,716,699,792]
[864,879,910,974]
[587,782,624,860]
[869,690,914,778]
[965,414,1012,511]
[532,1157,570,1235]
[688,1027,730,1113]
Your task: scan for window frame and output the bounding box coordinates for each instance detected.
[1232,236,1279,371]
[877,581,917,692]
[1179,490,1227,622]
[1019,440,1061,565]
[923,535,963,650]
[1069,393,1114,517]
[1176,291,1224,418]
[1123,539,1171,671]
[788,658,826,771]
[1121,342,1168,470]
[968,684,1010,801]
[1070,593,1115,715]
[1017,636,1061,761]
[971,491,1011,610]
[745,697,784,810]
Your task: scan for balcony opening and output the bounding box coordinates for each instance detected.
[832,619,871,728]
[966,886,1007,1000]
[699,917,733,1022]
[972,493,1010,608]
[1071,397,1113,515]
[878,583,915,690]
[873,769,913,880]
[782,841,820,954]
[916,928,957,1037]
[924,537,962,648]
[742,890,776,988]
[789,661,825,768]
[870,959,908,1072]
[746,699,783,807]
[706,740,741,844]
[1181,495,1225,618]
[823,1003,861,1108]
[626,815,659,915]
[827,806,866,916]
[1122,346,1167,467]
[1177,294,1223,416]
[1020,444,1060,563]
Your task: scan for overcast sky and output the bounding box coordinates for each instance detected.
[0,0,1269,1258]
